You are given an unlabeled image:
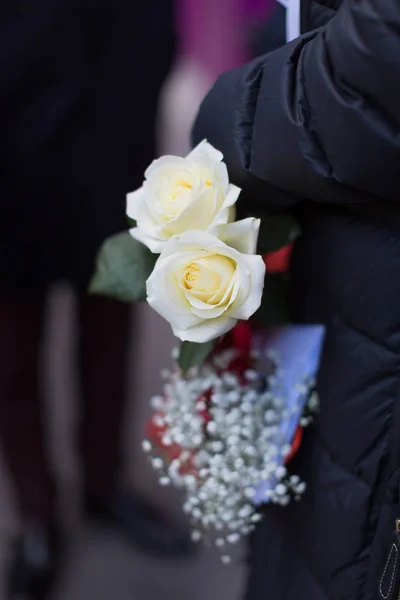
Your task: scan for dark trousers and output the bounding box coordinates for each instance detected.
[0,291,131,523]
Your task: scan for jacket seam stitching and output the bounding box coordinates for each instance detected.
[362,375,400,597]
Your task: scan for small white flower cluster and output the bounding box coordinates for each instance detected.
[143,348,318,563]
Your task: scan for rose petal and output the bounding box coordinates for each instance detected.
[126,188,145,220]
[187,301,229,320]
[216,218,260,254]
[229,254,266,320]
[129,227,167,254]
[227,265,246,309]
[146,228,265,343]
[163,187,217,236]
[155,232,226,262]
[208,269,236,305]
[186,140,224,164]
[208,184,241,229]
[186,276,236,318]
[224,183,242,208]
[146,256,201,330]
[131,141,239,252]
[172,316,237,343]
[144,155,188,181]
[212,160,230,196]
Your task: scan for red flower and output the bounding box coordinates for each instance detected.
[285,426,303,464]
[232,321,253,356]
[263,244,293,273]
[146,416,196,475]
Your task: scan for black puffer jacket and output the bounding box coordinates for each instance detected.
[193,1,400,599]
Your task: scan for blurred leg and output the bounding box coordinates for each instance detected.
[0,291,54,523]
[77,293,191,557]
[77,294,131,501]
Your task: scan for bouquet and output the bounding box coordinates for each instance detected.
[90,141,321,561]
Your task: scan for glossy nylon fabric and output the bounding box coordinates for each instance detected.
[193,0,400,598]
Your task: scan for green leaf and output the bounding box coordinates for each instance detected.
[257,213,301,254]
[89,231,157,302]
[127,217,136,228]
[178,339,217,373]
[254,273,291,326]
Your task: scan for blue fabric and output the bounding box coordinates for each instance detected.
[253,325,325,505]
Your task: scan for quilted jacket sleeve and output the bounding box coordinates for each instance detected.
[193,0,400,205]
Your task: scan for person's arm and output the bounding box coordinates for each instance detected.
[193,0,400,206]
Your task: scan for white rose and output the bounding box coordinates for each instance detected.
[146,219,266,343]
[127,140,240,253]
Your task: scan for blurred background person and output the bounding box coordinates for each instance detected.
[0,0,289,599]
[158,0,246,157]
[158,0,281,158]
[0,1,191,599]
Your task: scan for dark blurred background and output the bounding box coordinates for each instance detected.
[0,285,246,599]
[0,0,284,597]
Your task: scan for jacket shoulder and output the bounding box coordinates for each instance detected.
[303,0,341,31]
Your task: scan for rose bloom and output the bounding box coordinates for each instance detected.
[146,219,265,343]
[127,140,240,253]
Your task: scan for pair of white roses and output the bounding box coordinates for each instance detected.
[127,141,266,344]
